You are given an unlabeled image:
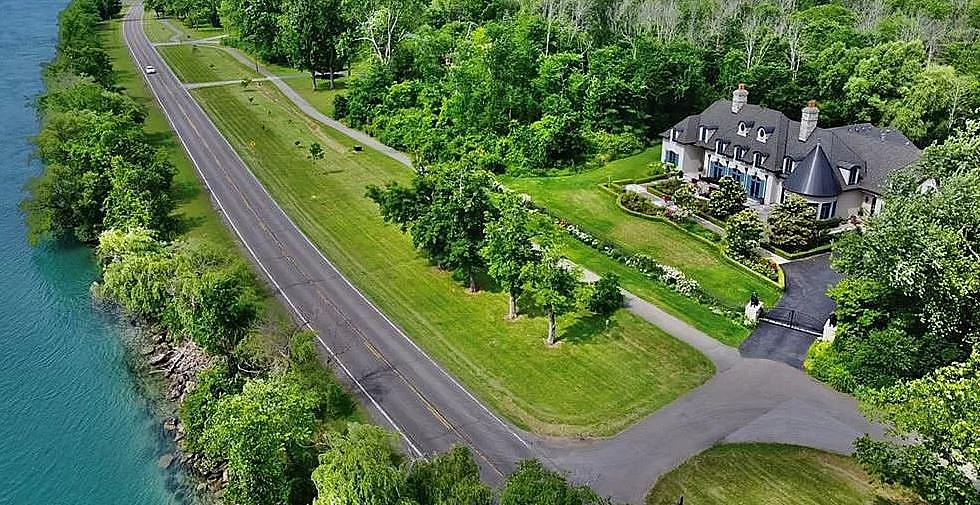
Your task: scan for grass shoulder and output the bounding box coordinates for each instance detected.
[647,443,925,505]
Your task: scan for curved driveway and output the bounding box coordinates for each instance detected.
[129,7,880,503]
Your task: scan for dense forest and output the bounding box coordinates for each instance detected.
[153,0,980,173]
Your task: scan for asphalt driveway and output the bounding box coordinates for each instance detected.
[740,254,842,368]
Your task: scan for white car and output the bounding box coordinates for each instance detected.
[144,65,157,75]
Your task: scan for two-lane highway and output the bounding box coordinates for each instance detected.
[121,2,538,482]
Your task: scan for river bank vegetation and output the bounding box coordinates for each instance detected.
[25,1,633,504]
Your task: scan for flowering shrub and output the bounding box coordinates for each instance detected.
[620,192,662,215]
[737,253,780,281]
[624,254,701,296]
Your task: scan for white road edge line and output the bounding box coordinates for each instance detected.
[123,5,424,458]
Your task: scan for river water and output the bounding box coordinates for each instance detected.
[0,0,185,503]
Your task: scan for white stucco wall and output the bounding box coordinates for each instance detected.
[837,190,865,218]
[662,139,703,179]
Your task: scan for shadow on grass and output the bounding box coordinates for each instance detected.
[561,313,619,344]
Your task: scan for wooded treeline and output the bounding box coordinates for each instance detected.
[150,0,980,173]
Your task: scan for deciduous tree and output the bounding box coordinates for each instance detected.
[768,194,817,251]
[482,194,539,319]
[521,243,580,345]
[707,176,747,219]
[725,209,765,259]
[366,164,498,292]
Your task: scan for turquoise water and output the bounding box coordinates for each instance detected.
[0,1,185,503]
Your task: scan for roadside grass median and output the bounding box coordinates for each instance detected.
[186,79,714,437]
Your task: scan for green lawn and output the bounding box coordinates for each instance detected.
[283,77,348,118]
[187,79,713,437]
[647,444,924,505]
[158,44,259,84]
[503,152,781,310]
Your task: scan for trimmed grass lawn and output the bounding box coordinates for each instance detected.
[647,444,924,505]
[143,14,178,43]
[158,44,259,84]
[187,79,714,437]
[503,153,782,310]
[283,77,348,118]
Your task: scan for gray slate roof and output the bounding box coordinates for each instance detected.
[662,99,922,195]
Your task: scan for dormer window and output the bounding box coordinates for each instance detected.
[738,122,748,136]
[838,165,860,185]
[754,152,768,167]
[782,156,793,174]
[756,127,768,143]
[715,139,724,154]
[733,146,745,159]
[699,127,715,142]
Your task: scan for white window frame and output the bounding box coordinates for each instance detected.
[756,127,768,143]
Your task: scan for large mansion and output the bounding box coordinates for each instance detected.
[660,85,922,220]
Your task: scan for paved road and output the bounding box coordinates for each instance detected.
[123,3,537,484]
[128,5,881,502]
[741,254,842,368]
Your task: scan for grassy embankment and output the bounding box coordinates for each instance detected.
[157,44,259,84]
[153,36,713,437]
[646,444,926,505]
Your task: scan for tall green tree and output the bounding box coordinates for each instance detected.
[279,0,354,89]
[725,209,765,259]
[521,242,580,345]
[768,194,817,251]
[366,164,498,292]
[404,446,492,505]
[708,176,747,220]
[482,194,539,319]
[221,0,285,61]
[201,376,321,505]
[24,110,163,243]
[823,120,980,390]
[500,460,604,505]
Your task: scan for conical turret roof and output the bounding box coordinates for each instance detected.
[784,144,841,197]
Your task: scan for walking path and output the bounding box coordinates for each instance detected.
[135,7,881,502]
[184,74,307,90]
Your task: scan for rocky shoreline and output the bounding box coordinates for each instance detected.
[133,327,229,500]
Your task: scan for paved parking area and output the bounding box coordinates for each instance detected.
[740,254,842,368]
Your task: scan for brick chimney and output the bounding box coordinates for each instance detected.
[731,83,748,114]
[799,100,819,141]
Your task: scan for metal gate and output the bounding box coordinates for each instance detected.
[758,308,825,336]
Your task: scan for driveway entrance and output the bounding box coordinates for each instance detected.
[740,254,841,368]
